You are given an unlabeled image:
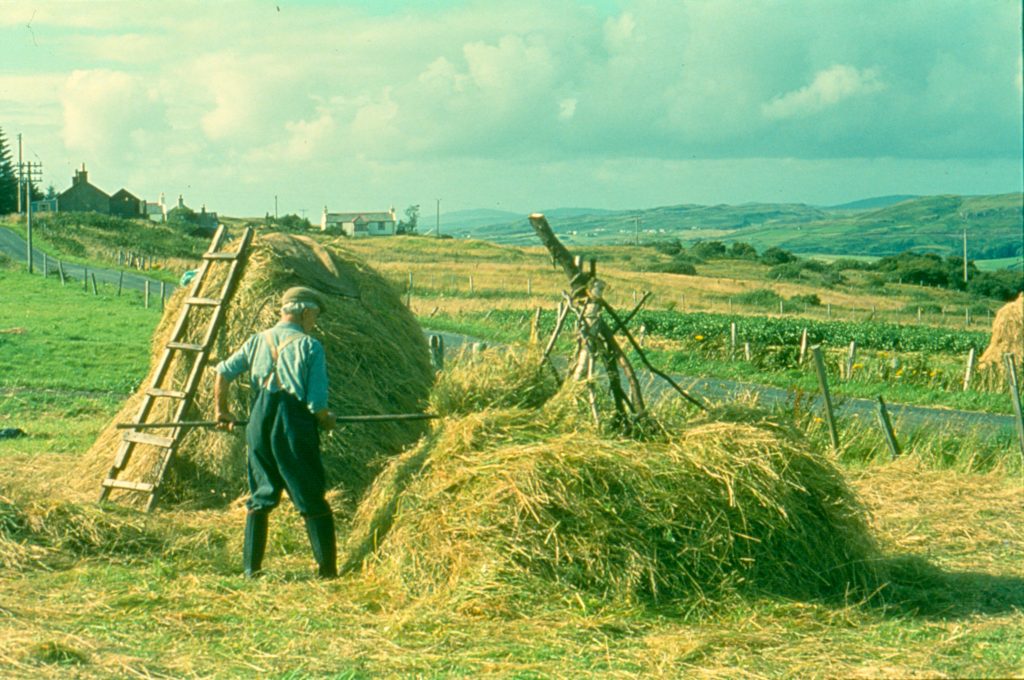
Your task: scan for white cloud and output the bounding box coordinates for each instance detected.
[761,65,885,120]
[60,69,166,159]
[558,98,577,120]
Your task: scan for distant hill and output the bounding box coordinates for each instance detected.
[449,193,1023,260]
[827,195,919,210]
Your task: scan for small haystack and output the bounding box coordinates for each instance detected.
[340,348,883,612]
[77,232,434,509]
[979,293,1023,370]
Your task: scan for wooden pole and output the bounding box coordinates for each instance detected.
[875,396,901,459]
[429,334,444,372]
[42,253,47,277]
[144,280,150,308]
[160,282,166,311]
[83,266,89,291]
[963,348,976,391]
[845,340,857,379]
[730,322,737,358]
[91,273,98,295]
[117,271,124,296]
[744,342,751,361]
[799,328,808,364]
[1004,353,1024,463]
[58,260,65,286]
[812,346,840,450]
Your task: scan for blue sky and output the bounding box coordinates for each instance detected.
[1,0,1021,217]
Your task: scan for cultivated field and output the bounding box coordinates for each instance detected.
[1,226,1022,678]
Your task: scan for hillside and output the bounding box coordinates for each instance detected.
[447,193,1023,261]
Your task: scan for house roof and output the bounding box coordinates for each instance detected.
[111,188,140,201]
[325,211,395,223]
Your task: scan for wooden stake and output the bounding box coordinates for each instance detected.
[145,280,150,308]
[812,346,840,450]
[429,334,444,372]
[118,271,124,296]
[83,266,89,291]
[58,260,65,286]
[730,322,737,358]
[1004,353,1024,463]
[963,348,976,391]
[160,282,166,311]
[91,273,98,295]
[799,328,808,364]
[744,342,751,361]
[845,340,858,379]
[875,396,901,459]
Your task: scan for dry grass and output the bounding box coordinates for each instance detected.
[73,233,434,510]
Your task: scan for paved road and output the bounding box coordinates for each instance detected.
[0,227,176,296]
[423,329,1020,437]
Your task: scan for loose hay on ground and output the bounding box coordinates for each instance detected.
[342,348,883,612]
[75,232,434,509]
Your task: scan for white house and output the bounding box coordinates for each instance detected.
[321,207,397,237]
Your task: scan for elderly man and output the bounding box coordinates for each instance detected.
[214,286,339,578]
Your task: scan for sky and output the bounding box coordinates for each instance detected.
[1,0,1021,218]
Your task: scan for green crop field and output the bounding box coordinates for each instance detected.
[1,224,1022,678]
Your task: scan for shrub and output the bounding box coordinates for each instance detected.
[789,293,822,307]
[734,288,783,307]
[728,242,758,259]
[691,240,728,259]
[652,239,683,256]
[769,262,804,281]
[760,247,797,265]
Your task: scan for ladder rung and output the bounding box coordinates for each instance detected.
[147,388,187,399]
[102,479,155,493]
[185,296,221,307]
[122,431,175,448]
[166,342,205,352]
[202,252,240,261]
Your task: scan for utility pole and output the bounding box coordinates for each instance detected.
[23,161,42,274]
[962,227,968,284]
[16,133,23,214]
[274,195,278,219]
[436,198,440,238]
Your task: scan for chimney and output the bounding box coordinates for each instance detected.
[73,163,88,186]
[178,194,184,209]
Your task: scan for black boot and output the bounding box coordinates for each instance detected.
[243,511,269,578]
[304,513,337,579]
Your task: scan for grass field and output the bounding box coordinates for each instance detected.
[1,229,1022,677]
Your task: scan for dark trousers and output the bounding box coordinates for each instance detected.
[245,389,331,518]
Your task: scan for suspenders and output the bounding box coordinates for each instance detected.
[260,330,305,391]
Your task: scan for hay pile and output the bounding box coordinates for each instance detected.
[979,293,1023,369]
[341,348,883,612]
[77,232,433,509]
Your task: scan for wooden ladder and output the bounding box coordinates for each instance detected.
[99,225,254,512]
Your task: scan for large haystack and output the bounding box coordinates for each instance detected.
[341,349,883,612]
[979,293,1023,369]
[77,232,433,509]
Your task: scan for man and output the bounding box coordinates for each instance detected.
[213,286,339,578]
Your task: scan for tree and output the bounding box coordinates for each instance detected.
[397,204,419,234]
[0,127,18,214]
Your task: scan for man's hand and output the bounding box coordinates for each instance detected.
[315,409,337,432]
[215,410,236,431]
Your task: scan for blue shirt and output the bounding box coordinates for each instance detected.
[214,321,329,414]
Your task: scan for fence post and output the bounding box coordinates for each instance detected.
[743,342,751,361]
[812,346,840,450]
[118,271,124,296]
[58,260,65,286]
[144,280,150,308]
[527,277,532,296]
[730,322,737,358]
[469,275,475,294]
[42,253,48,277]
[827,303,832,318]
[799,328,808,364]
[91,273,98,295]
[779,300,784,314]
[160,282,166,311]
[963,348,976,391]
[876,396,901,459]
[845,340,857,380]
[429,335,444,372]
[1004,353,1024,463]
[83,266,89,291]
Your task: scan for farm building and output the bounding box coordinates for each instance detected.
[57,165,110,214]
[321,207,397,237]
